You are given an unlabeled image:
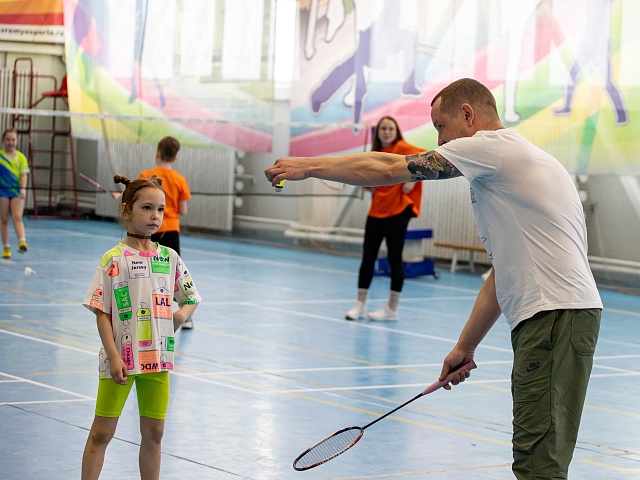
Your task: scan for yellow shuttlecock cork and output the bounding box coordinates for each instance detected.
[275,179,286,192]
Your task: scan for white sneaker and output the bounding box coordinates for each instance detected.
[345,301,366,320]
[367,304,398,321]
[182,317,194,329]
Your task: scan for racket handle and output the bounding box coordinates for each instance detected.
[421,360,477,395]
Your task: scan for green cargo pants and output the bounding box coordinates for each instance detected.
[511,308,601,480]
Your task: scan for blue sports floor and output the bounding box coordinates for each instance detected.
[0,219,639,479]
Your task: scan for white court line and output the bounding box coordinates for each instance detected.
[2,327,638,398]
[0,328,95,355]
[603,308,640,318]
[255,303,514,353]
[0,371,94,400]
[594,354,640,360]
[43,295,473,308]
[7,223,487,295]
[270,371,640,394]
[0,398,93,406]
[1,303,83,307]
[207,360,514,376]
[275,379,512,394]
[171,371,256,394]
[590,372,640,379]
[592,364,640,374]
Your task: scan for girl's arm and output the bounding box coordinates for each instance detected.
[173,303,198,332]
[20,172,27,199]
[96,310,128,385]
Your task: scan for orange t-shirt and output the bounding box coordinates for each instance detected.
[367,140,425,219]
[139,167,191,233]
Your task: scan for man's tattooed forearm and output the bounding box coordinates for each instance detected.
[406,151,461,181]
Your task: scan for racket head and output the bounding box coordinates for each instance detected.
[293,426,364,471]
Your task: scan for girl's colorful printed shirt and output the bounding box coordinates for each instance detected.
[83,242,201,379]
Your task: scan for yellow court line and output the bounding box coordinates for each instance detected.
[0,324,97,351]
[329,462,512,479]
[3,321,638,470]
[0,284,78,303]
[576,457,640,474]
[174,366,511,447]
[585,403,640,419]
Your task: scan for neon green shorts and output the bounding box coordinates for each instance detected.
[95,371,170,420]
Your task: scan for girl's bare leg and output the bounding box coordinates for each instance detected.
[0,197,10,246]
[82,416,119,480]
[10,197,26,240]
[139,416,164,480]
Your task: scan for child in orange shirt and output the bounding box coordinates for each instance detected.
[139,136,194,328]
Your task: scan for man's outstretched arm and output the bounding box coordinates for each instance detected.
[265,150,461,187]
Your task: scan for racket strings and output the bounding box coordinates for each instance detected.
[295,427,362,470]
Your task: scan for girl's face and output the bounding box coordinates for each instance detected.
[3,132,17,152]
[377,119,398,148]
[123,187,165,236]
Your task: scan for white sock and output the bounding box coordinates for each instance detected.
[357,288,368,304]
[388,291,401,310]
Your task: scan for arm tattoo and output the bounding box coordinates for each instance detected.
[406,151,462,181]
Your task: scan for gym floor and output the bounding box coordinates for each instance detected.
[1,219,638,479]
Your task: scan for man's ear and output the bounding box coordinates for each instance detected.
[461,103,474,126]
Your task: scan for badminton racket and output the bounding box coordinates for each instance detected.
[293,360,477,471]
[79,173,121,199]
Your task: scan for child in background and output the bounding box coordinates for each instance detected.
[0,128,29,258]
[81,174,200,480]
[139,136,194,328]
[345,116,424,321]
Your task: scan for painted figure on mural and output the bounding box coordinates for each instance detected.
[129,0,166,108]
[306,0,421,125]
[554,0,627,126]
[499,0,545,124]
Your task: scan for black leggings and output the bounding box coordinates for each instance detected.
[358,207,413,292]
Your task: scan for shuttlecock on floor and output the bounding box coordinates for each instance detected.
[24,267,36,276]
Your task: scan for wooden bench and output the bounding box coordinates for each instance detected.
[434,242,487,273]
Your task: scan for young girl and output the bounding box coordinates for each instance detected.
[345,116,424,321]
[0,128,29,259]
[81,174,200,480]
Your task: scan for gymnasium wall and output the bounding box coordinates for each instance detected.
[1,0,639,277]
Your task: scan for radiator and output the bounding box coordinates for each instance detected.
[0,68,32,137]
[95,140,235,232]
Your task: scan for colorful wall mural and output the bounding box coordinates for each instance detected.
[61,0,275,151]
[291,0,639,174]
[1,0,637,169]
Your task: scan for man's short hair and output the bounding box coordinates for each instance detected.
[431,78,499,119]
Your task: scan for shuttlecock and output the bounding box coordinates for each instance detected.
[24,267,36,276]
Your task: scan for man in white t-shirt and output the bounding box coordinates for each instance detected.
[265,78,602,479]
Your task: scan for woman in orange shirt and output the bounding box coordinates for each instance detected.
[345,116,424,321]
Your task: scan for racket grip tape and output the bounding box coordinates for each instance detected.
[421,360,477,395]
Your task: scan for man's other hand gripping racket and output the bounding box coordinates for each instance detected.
[293,360,477,471]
